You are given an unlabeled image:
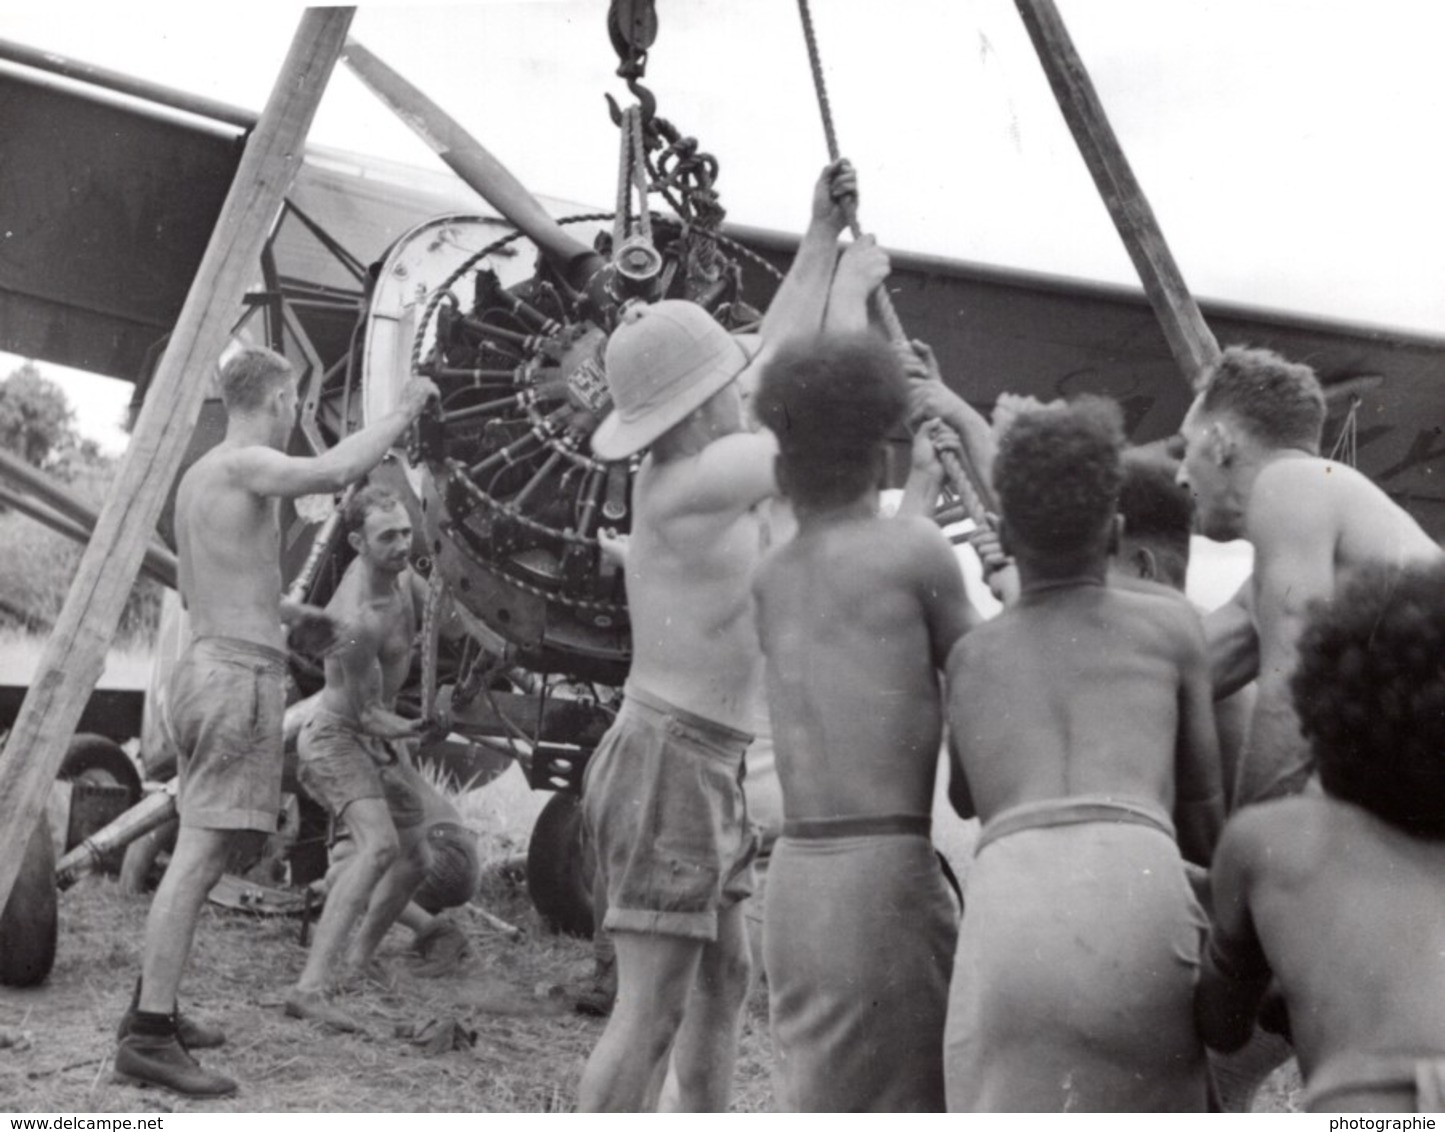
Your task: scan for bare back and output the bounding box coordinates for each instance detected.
[623,442,771,732]
[1251,457,1439,597]
[754,514,971,820]
[1221,798,1445,1079]
[948,584,1218,824]
[174,444,286,649]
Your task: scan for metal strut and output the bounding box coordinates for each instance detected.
[794,0,996,526]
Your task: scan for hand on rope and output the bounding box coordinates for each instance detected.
[826,234,891,333]
[966,514,1020,606]
[837,235,890,294]
[906,417,960,512]
[897,339,997,521]
[793,0,992,519]
[811,158,858,236]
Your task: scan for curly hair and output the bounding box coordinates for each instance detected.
[218,346,293,414]
[1291,560,1445,838]
[343,483,404,536]
[993,397,1125,557]
[1199,346,1326,453]
[1119,450,1194,583]
[753,331,907,509]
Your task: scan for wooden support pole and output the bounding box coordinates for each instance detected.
[1014,0,1220,388]
[0,8,355,912]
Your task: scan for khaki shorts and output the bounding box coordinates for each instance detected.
[169,636,288,833]
[296,707,391,820]
[377,761,429,832]
[582,684,757,942]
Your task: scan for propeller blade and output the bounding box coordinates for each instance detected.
[342,38,602,288]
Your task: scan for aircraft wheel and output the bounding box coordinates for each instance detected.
[59,734,142,873]
[59,733,142,805]
[525,791,595,938]
[0,811,58,987]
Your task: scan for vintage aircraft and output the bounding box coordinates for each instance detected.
[1,4,1442,981]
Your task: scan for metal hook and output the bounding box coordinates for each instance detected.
[604,79,656,133]
[626,76,656,128]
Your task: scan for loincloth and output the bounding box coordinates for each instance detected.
[581,684,756,942]
[945,794,1208,1112]
[1305,1051,1445,1113]
[765,815,958,1112]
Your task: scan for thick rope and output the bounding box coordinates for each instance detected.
[613,106,636,248]
[795,0,993,525]
[632,109,653,244]
[612,105,654,251]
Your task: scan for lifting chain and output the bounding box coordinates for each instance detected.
[604,0,726,252]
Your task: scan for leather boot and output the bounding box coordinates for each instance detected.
[117,979,226,1049]
[113,1033,237,1097]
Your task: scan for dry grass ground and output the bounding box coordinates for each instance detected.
[0,766,777,1114]
[0,807,1301,1113]
[0,711,1301,1112]
[0,873,780,1113]
[1,869,616,1111]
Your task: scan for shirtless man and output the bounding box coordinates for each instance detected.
[1114,452,1255,810]
[1198,560,1445,1113]
[286,485,456,1030]
[1177,346,1441,806]
[943,399,1223,1112]
[1112,453,1294,1112]
[315,749,480,981]
[751,332,973,1111]
[574,162,858,1112]
[114,347,435,1096]
[573,239,894,1018]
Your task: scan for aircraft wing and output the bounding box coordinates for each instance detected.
[728,231,1445,539]
[2,46,1441,539]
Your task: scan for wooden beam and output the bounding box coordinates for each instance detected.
[1014,0,1220,388]
[0,8,355,912]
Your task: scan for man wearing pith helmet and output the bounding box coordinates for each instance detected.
[574,159,863,1112]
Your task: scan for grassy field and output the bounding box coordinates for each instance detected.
[0,630,154,691]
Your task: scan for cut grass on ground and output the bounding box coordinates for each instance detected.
[0,862,782,1113]
[0,856,1301,1112]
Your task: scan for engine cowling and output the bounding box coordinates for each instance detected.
[359,213,770,684]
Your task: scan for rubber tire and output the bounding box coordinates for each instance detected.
[0,811,58,987]
[525,791,595,938]
[59,733,143,807]
[58,733,143,874]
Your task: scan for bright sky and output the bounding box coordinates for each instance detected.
[3,0,1442,457]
